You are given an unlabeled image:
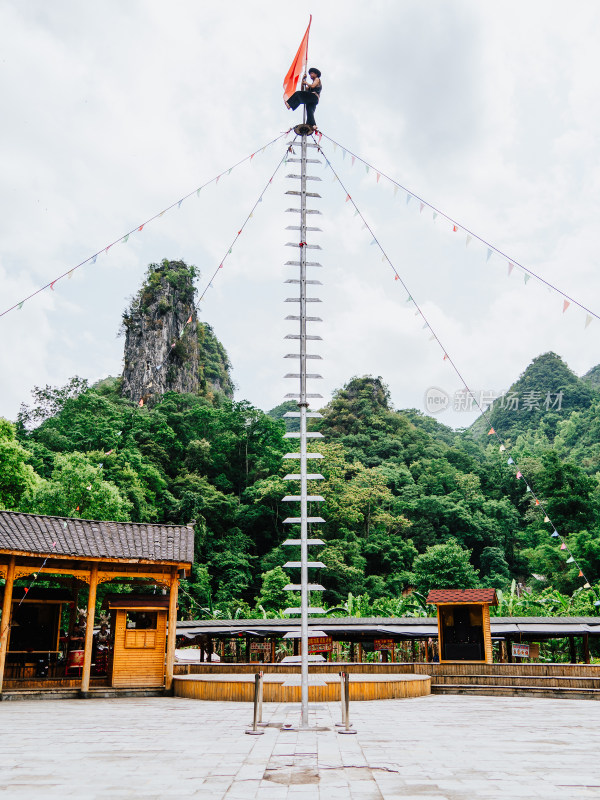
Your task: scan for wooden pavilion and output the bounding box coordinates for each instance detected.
[0,510,194,697]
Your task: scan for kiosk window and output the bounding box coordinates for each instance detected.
[126,611,157,630]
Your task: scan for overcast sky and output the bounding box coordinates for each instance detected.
[2,0,600,429]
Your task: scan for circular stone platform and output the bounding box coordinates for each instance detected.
[173,672,430,702]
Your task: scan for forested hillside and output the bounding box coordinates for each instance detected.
[1,263,599,618]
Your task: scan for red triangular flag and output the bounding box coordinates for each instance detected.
[560,543,567,550]
[394,275,399,281]
[488,428,495,435]
[563,299,570,313]
[138,224,144,232]
[345,194,351,202]
[578,570,584,577]
[138,398,144,407]
[283,17,312,102]
[516,471,522,479]
[187,315,192,324]
[453,225,457,232]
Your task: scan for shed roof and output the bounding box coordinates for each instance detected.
[426,588,498,605]
[0,511,194,565]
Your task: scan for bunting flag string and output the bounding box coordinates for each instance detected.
[317,136,596,597]
[135,138,293,406]
[318,131,600,329]
[0,131,291,319]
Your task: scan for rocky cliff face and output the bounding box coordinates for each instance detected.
[121,259,233,404]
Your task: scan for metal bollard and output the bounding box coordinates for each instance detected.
[257,671,269,726]
[335,671,347,727]
[245,673,265,735]
[338,671,357,735]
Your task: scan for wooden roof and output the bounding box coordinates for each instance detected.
[0,511,194,565]
[426,588,498,605]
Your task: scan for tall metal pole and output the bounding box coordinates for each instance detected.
[281,125,326,729]
[299,131,309,726]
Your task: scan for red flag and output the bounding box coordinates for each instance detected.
[283,17,312,102]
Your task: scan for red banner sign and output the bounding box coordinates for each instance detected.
[374,639,395,651]
[307,636,333,653]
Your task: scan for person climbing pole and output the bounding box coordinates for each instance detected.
[285,68,322,131]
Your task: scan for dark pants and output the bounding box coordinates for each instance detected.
[287,90,318,127]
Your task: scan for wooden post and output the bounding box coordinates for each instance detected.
[358,642,363,662]
[411,640,417,663]
[165,569,179,691]
[207,636,214,662]
[583,633,590,664]
[507,637,513,663]
[271,638,276,663]
[0,556,16,694]
[245,635,251,662]
[569,635,577,664]
[80,563,98,694]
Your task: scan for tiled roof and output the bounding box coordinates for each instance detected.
[426,588,498,605]
[0,511,194,565]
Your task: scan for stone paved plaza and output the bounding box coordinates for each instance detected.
[1,694,600,799]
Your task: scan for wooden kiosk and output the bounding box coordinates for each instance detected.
[0,511,194,696]
[106,595,170,688]
[427,588,498,664]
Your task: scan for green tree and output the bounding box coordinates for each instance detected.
[0,419,39,509]
[412,539,479,594]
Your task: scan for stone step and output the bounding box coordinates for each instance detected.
[432,684,600,700]
[434,674,600,689]
[1,687,166,702]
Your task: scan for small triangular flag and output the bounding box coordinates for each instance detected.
[17,301,24,310]
[562,299,570,313]
[406,194,412,204]
[524,274,531,284]
[419,202,425,213]
[535,499,540,505]
[507,457,514,465]
[196,187,202,196]
[488,428,495,435]
[394,275,399,281]
[551,531,559,538]
[433,212,438,221]
[351,156,356,166]
[526,485,532,492]
[187,315,192,324]
[544,516,549,523]
[486,248,492,261]
[138,398,144,407]
[453,225,457,232]
[92,255,98,264]
[122,234,129,243]
[178,199,183,209]
[499,445,506,452]
[365,165,370,174]
[560,543,567,550]
[466,235,472,247]
[516,471,522,479]
[376,173,381,183]
[345,194,351,202]
[578,570,584,577]
[138,224,144,232]
[370,239,377,245]
[566,556,575,563]
[50,281,56,291]
[508,262,514,276]
[393,185,398,196]
[68,270,74,279]
[443,354,448,361]
[584,582,591,589]
[585,314,593,328]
